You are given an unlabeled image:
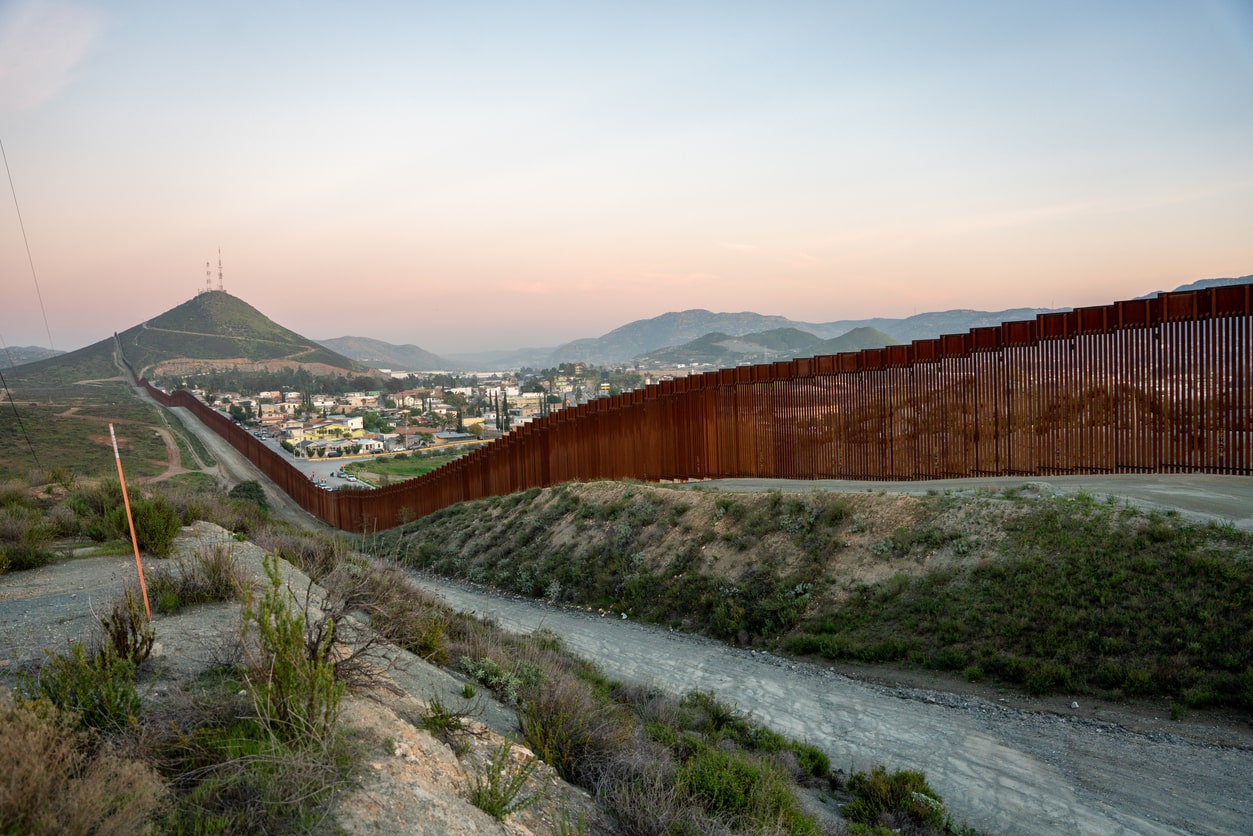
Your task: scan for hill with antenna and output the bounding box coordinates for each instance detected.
[11,291,370,385]
[122,291,371,379]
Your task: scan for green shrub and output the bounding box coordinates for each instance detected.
[70,480,127,541]
[461,655,540,706]
[228,480,268,510]
[336,562,451,665]
[252,527,347,582]
[420,695,474,752]
[789,741,830,779]
[678,746,818,834]
[130,494,181,557]
[843,764,946,831]
[240,552,344,744]
[469,741,539,820]
[0,504,56,571]
[146,543,242,613]
[517,673,633,785]
[27,642,141,735]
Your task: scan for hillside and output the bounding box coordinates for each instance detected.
[636,326,900,367]
[317,335,458,372]
[11,291,368,386]
[1,291,372,481]
[381,481,1253,714]
[119,291,369,379]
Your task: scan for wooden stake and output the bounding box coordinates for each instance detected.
[109,423,152,621]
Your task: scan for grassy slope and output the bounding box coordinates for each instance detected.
[3,334,177,480]
[122,291,366,375]
[381,482,1253,712]
[1,289,366,480]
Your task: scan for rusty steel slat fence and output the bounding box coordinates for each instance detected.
[138,284,1253,532]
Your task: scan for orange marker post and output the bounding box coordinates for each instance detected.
[109,423,152,621]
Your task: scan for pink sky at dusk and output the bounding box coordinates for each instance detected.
[3,1,1252,357]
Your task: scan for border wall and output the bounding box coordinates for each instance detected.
[139,284,1252,532]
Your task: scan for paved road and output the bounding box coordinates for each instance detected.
[414,577,1252,836]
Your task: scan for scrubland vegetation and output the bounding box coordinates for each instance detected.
[384,481,1253,714]
[3,473,974,834]
[7,466,1247,832]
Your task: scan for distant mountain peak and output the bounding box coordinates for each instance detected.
[316,335,458,372]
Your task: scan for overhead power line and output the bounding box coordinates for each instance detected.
[1,137,55,350]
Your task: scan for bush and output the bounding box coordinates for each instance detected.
[140,673,352,834]
[843,764,947,831]
[100,588,155,666]
[678,746,818,834]
[130,495,181,557]
[66,482,182,556]
[469,741,540,820]
[461,655,540,707]
[0,692,166,835]
[228,480,268,511]
[517,672,633,785]
[241,553,344,745]
[70,481,127,541]
[324,561,450,667]
[0,503,56,571]
[27,642,141,735]
[146,543,242,613]
[251,526,347,582]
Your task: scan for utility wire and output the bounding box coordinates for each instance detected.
[1,137,49,470]
[0,364,43,471]
[1,137,55,350]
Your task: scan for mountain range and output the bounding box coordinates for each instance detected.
[7,274,1250,375]
[635,326,901,368]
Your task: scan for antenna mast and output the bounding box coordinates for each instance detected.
[202,260,211,295]
[217,248,224,292]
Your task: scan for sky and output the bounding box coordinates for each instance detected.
[2,1,1252,356]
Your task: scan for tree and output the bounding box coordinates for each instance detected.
[229,480,268,510]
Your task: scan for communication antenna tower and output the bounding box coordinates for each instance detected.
[203,260,212,295]
[217,248,224,291]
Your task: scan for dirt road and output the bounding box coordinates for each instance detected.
[413,578,1252,835]
[161,404,326,529]
[686,474,1253,531]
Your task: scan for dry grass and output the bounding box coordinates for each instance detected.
[145,541,245,613]
[0,690,167,835]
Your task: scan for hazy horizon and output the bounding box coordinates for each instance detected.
[3,1,1252,355]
